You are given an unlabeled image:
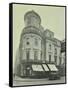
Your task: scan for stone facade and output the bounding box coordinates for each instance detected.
[15,10,63,76]
[61,40,66,65]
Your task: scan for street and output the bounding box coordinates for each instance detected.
[13,76,66,86]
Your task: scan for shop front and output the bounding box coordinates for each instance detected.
[47,64,60,80]
[19,62,60,79]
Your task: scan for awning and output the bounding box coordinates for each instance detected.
[42,64,49,71]
[32,64,44,71]
[48,64,58,71]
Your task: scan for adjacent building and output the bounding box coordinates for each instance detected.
[61,39,66,65]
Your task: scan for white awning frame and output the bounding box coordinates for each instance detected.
[32,64,44,71]
[42,64,49,71]
[48,64,58,71]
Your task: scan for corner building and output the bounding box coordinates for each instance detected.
[15,10,62,77]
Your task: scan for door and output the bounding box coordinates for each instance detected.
[26,67,31,77]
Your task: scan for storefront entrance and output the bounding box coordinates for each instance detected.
[26,67,31,77]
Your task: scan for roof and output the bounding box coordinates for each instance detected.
[24,10,41,24]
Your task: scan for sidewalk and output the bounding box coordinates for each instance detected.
[13,75,65,82]
[13,76,65,86]
[14,75,48,81]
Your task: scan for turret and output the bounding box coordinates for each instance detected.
[24,10,41,28]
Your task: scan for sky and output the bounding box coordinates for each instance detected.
[13,4,65,68]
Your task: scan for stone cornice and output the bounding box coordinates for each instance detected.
[21,26,43,39]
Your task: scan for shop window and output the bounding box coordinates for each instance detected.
[59,57,61,65]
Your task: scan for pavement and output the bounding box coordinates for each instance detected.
[13,76,66,86]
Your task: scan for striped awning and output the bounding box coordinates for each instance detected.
[48,64,58,71]
[42,64,49,71]
[32,64,44,71]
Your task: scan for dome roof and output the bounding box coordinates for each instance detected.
[24,10,41,24]
[21,26,43,38]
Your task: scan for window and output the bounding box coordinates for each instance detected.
[26,50,30,60]
[27,17,31,25]
[59,57,61,65]
[41,51,42,60]
[55,48,57,54]
[54,56,57,64]
[34,50,38,60]
[26,42,29,45]
[49,44,51,50]
[49,55,51,63]
[35,38,38,46]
